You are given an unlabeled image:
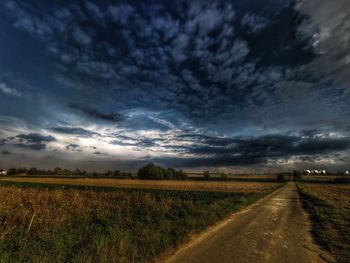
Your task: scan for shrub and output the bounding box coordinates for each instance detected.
[293,170,303,181]
[137,163,187,180]
[220,173,228,179]
[203,171,211,179]
[276,174,287,182]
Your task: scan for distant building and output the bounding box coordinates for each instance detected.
[320,170,326,175]
[304,170,311,174]
[0,170,7,175]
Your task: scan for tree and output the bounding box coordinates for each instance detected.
[203,171,211,179]
[137,163,187,180]
[137,163,165,180]
[220,173,228,179]
[8,168,17,175]
[293,170,303,181]
[276,174,287,182]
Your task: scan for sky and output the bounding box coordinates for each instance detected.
[0,0,350,172]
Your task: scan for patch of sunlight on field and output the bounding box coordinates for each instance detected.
[0,177,280,192]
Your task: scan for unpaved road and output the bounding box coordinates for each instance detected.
[166,183,332,263]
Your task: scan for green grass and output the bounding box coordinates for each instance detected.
[297,184,350,263]
[0,182,283,263]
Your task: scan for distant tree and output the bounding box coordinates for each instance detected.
[276,174,287,182]
[17,167,27,175]
[137,163,186,180]
[53,167,62,175]
[220,173,228,179]
[28,168,37,175]
[176,169,188,180]
[113,170,121,177]
[137,163,165,180]
[293,170,303,181]
[203,171,211,179]
[164,168,172,180]
[8,168,17,175]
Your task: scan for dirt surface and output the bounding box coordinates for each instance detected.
[0,177,278,192]
[166,183,333,263]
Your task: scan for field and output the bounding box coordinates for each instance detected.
[0,181,283,262]
[0,177,279,192]
[297,183,350,262]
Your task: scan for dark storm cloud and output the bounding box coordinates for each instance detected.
[16,133,56,143]
[1,0,350,170]
[50,127,99,137]
[13,133,56,151]
[1,133,56,151]
[69,103,123,123]
[1,0,322,122]
[111,133,162,148]
[152,132,350,167]
[297,0,350,84]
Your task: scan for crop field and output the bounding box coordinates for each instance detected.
[0,177,279,192]
[0,182,283,262]
[298,183,350,262]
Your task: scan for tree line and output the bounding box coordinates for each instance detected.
[6,167,132,177]
[3,163,187,180]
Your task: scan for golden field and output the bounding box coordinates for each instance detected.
[0,177,279,192]
[298,183,350,262]
[299,183,350,210]
[0,182,283,262]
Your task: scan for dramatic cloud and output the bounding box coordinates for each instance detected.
[69,104,123,123]
[50,127,99,137]
[16,133,55,150]
[0,0,349,171]
[1,133,57,151]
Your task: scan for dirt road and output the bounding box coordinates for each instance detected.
[166,183,332,263]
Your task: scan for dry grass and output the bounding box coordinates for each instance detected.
[298,183,350,262]
[0,182,283,262]
[299,183,350,210]
[0,177,279,193]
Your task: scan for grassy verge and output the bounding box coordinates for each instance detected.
[297,183,350,263]
[0,182,283,263]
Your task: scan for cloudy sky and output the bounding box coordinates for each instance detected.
[0,0,350,172]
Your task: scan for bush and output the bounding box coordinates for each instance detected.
[276,174,287,182]
[220,173,228,179]
[203,171,211,179]
[293,170,303,181]
[137,163,187,180]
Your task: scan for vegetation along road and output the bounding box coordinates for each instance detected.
[166,183,333,263]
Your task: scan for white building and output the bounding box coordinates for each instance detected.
[0,170,7,175]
